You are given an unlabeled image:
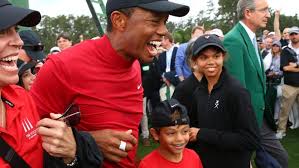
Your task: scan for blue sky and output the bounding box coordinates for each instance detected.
[30,0,298,22]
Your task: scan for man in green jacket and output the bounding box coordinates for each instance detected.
[223,0,288,167]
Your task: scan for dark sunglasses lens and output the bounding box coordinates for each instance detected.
[33,67,40,74]
[23,45,44,51]
[66,112,81,126]
[34,45,44,51]
[64,104,81,126]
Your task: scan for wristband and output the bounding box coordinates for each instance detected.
[66,155,78,167]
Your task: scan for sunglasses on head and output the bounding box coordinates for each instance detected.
[55,103,81,126]
[290,33,298,36]
[22,44,44,51]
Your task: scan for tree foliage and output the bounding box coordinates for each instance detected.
[266,13,299,33]
[166,0,299,44]
[217,0,238,33]
[35,15,99,54]
[35,3,299,52]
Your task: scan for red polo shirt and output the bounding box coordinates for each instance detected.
[0,85,43,168]
[31,35,143,168]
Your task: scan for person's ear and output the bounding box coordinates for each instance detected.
[150,128,159,141]
[110,11,127,31]
[244,8,253,19]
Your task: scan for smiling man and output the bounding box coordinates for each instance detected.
[30,0,189,167]
[223,0,288,167]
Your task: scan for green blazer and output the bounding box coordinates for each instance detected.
[223,22,266,127]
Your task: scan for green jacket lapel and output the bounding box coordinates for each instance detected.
[236,23,265,84]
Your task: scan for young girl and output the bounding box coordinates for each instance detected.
[189,34,260,168]
[17,60,37,91]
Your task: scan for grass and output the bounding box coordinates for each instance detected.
[137,138,159,159]
[281,128,299,168]
[136,128,299,167]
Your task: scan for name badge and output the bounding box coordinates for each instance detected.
[142,65,150,71]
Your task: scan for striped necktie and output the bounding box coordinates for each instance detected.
[252,37,261,67]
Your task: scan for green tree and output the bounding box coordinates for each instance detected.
[36,15,99,54]
[265,12,299,34]
[217,0,238,33]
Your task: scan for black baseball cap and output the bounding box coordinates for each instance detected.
[0,0,41,31]
[17,59,37,76]
[151,99,189,128]
[19,30,45,61]
[106,0,190,17]
[192,34,226,57]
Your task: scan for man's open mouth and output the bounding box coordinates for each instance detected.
[147,41,162,56]
[0,56,18,71]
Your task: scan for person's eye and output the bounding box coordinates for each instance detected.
[151,20,160,24]
[15,26,20,32]
[199,56,206,61]
[22,73,29,78]
[182,129,189,134]
[215,54,221,58]
[0,29,8,36]
[167,132,175,135]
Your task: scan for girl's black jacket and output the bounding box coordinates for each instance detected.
[189,68,260,168]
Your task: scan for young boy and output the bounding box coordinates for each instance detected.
[139,99,203,168]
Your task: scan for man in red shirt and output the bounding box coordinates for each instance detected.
[31,0,189,167]
[0,1,102,167]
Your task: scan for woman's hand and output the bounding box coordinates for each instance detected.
[36,113,76,164]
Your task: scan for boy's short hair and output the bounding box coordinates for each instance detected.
[56,32,72,41]
[151,99,189,128]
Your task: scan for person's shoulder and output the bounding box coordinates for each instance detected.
[224,31,242,43]
[5,85,28,96]
[2,85,31,103]
[282,46,296,56]
[64,39,99,55]
[224,24,243,41]
[225,73,249,96]
[183,148,202,166]
[53,37,103,60]
[175,77,189,89]
[178,42,188,49]
[139,150,159,167]
[175,75,197,91]
[46,38,102,68]
[184,148,198,157]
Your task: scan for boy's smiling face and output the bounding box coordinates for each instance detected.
[151,124,190,161]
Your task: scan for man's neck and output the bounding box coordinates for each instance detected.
[241,20,257,33]
[291,42,299,49]
[106,32,134,62]
[157,147,183,163]
[166,44,173,51]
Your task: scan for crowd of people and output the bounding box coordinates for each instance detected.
[0,0,298,168]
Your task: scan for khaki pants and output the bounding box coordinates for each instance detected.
[277,84,299,133]
[140,97,149,139]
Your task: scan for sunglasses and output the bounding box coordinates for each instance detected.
[290,33,298,36]
[22,44,44,51]
[55,103,81,126]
